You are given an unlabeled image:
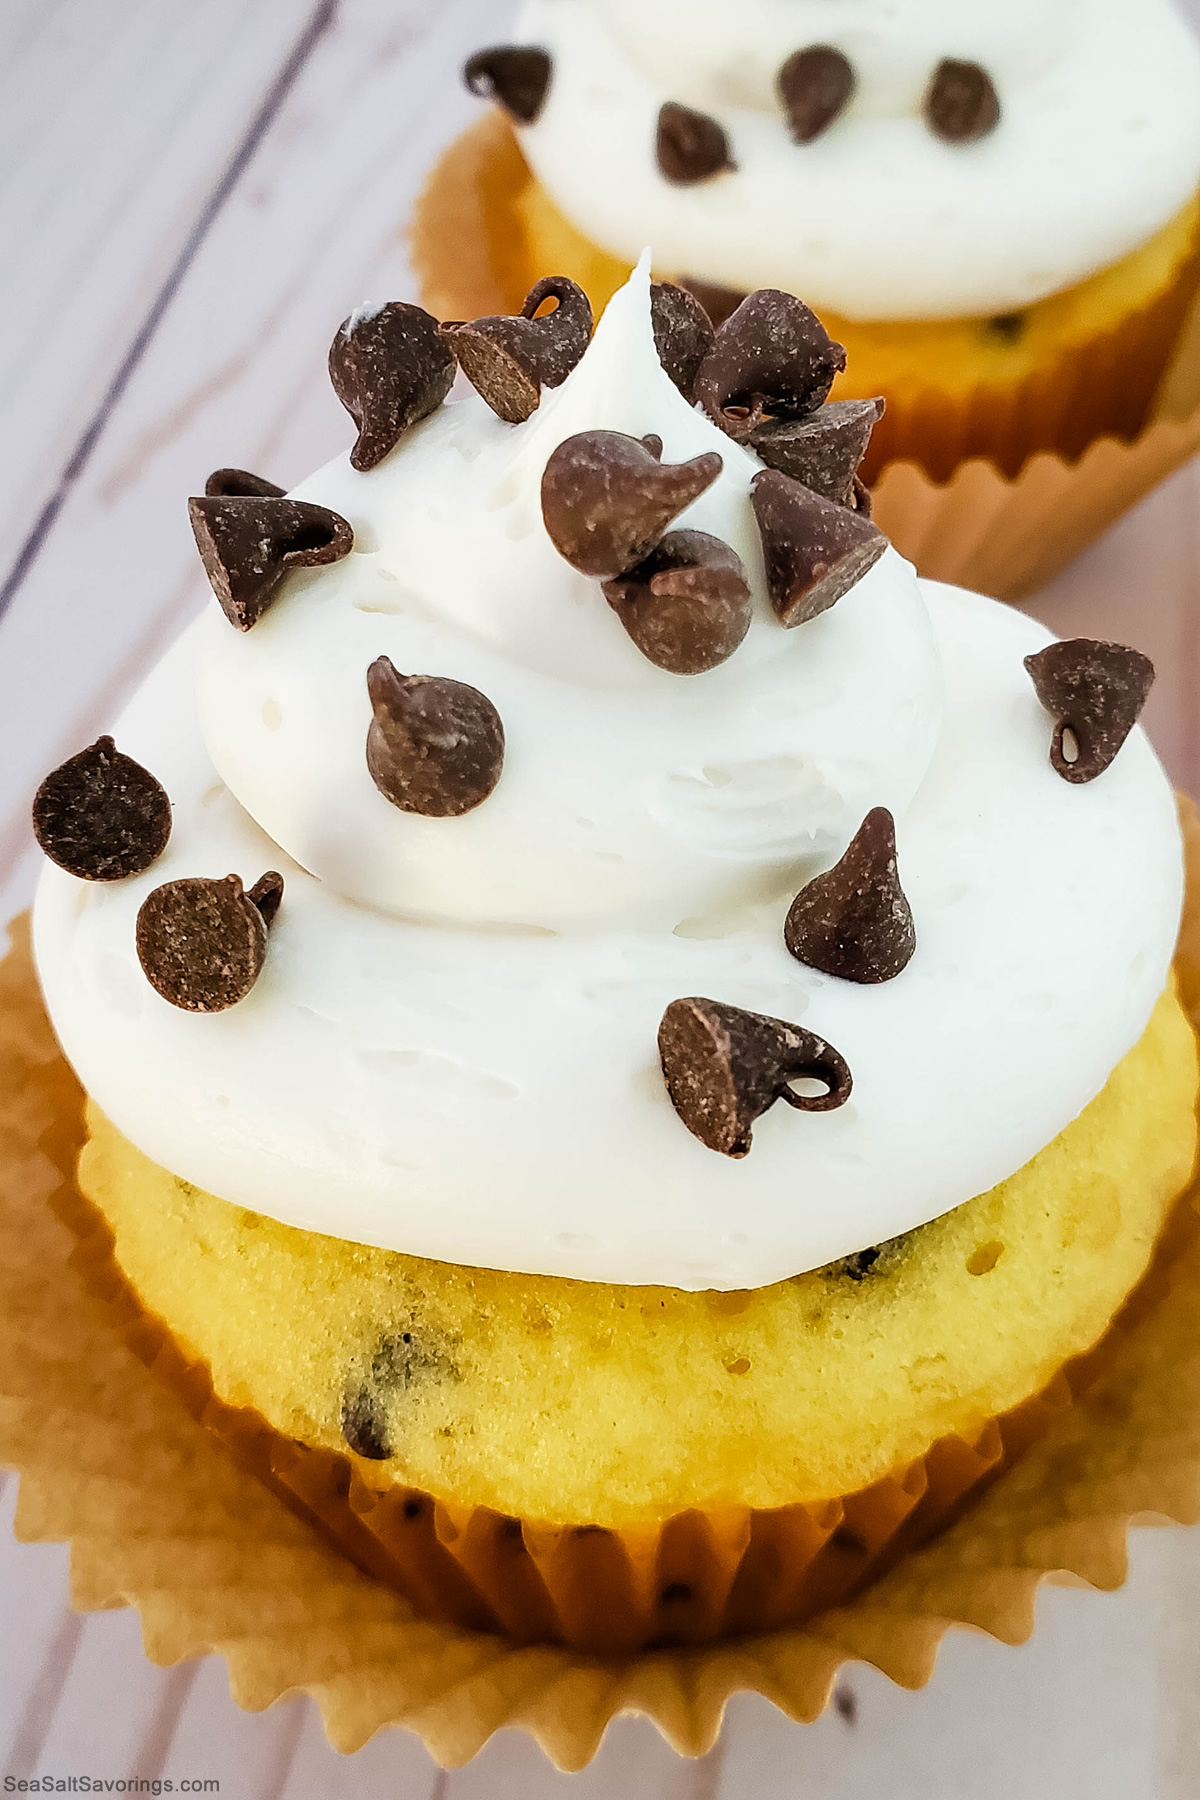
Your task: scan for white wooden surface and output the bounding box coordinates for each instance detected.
[4,2,1200,1791]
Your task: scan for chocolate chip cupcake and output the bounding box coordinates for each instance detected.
[30,262,1198,1655]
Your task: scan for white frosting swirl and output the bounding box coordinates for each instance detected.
[512,0,1200,320]
[32,267,1183,1289]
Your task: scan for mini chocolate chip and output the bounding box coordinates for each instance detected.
[464,45,553,124]
[341,1329,457,1461]
[188,495,353,631]
[367,656,505,817]
[603,530,751,673]
[542,430,723,578]
[657,102,735,185]
[750,398,885,508]
[785,808,915,983]
[925,59,1000,143]
[33,737,171,882]
[835,1247,881,1282]
[680,278,746,330]
[204,468,286,500]
[404,1496,428,1520]
[1024,639,1154,784]
[988,312,1026,345]
[329,301,456,471]
[442,276,593,424]
[341,1386,389,1460]
[658,996,852,1158]
[694,290,847,440]
[661,1582,693,1605]
[751,468,886,626]
[136,873,277,1012]
[246,870,285,928]
[651,282,715,401]
[778,46,855,142]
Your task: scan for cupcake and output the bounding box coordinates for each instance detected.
[416,0,1200,593]
[27,262,1198,1658]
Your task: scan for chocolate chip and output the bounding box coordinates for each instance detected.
[642,434,664,460]
[188,495,353,631]
[785,807,915,982]
[851,476,873,518]
[988,312,1026,345]
[751,468,886,626]
[341,1328,457,1461]
[680,278,746,330]
[33,737,171,882]
[924,59,1000,143]
[657,102,735,185]
[329,301,456,471]
[367,657,505,817]
[341,1388,389,1460]
[778,46,855,142]
[246,870,285,928]
[749,398,884,508]
[464,45,552,124]
[659,996,852,1158]
[204,468,286,500]
[650,282,715,401]
[136,873,278,1012]
[442,277,593,424]
[1024,639,1154,784]
[542,430,723,578]
[603,530,751,673]
[832,1247,881,1282]
[694,290,847,440]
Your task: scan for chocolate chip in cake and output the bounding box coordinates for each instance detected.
[367,656,505,817]
[924,59,1000,143]
[694,290,847,440]
[204,468,286,500]
[1024,638,1154,784]
[987,312,1026,346]
[136,873,280,1012]
[657,102,735,185]
[329,301,456,471]
[188,494,353,631]
[658,996,852,1158]
[542,430,723,578]
[464,45,553,124]
[341,1328,458,1461]
[650,282,716,402]
[785,807,915,982]
[442,276,593,424]
[603,530,751,673]
[751,468,886,626]
[749,398,884,509]
[33,737,172,882]
[778,46,855,143]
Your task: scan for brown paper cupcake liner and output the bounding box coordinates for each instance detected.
[412,114,1200,600]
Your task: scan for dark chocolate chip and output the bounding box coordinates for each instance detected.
[749,398,885,508]
[246,870,285,929]
[188,495,354,631]
[650,282,715,401]
[657,102,735,185]
[694,290,847,440]
[784,807,915,983]
[204,468,286,500]
[340,1329,457,1462]
[33,737,171,882]
[367,656,505,817]
[833,1247,881,1282]
[924,59,1000,143]
[341,1387,390,1460]
[464,45,553,124]
[442,276,593,424]
[658,996,852,1157]
[778,46,855,143]
[751,468,886,626]
[542,430,723,578]
[136,873,277,1012]
[1024,639,1154,784]
[680,278,746,330]
[329,301,456,471]
[603,529,751,673]
[987,312,1026,345]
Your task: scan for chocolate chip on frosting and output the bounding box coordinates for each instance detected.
[1024,638,1154,784]
[749,398,885,509]
[33,737,171,882]
[657,102,735,185]
[464,45,553,124]
[658,997,852,1158]
[924,59,1000,143]
[204,469,285,500]
[188,494,353,632]
[751,468,886,626]
[694,290,847,441]
[329,301,456,471]
[443,276,593,424]
[785,807,915,983]
[246,870,285,929]
[136,873,280,1012]
[650,282,715,402]
[367,657,505,817]
[778,46,855,143]
[542,430,723,578]
[603,530,752,673]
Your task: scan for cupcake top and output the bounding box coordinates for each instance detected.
[32,263,1181,1290]
[478,0,1200,320]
